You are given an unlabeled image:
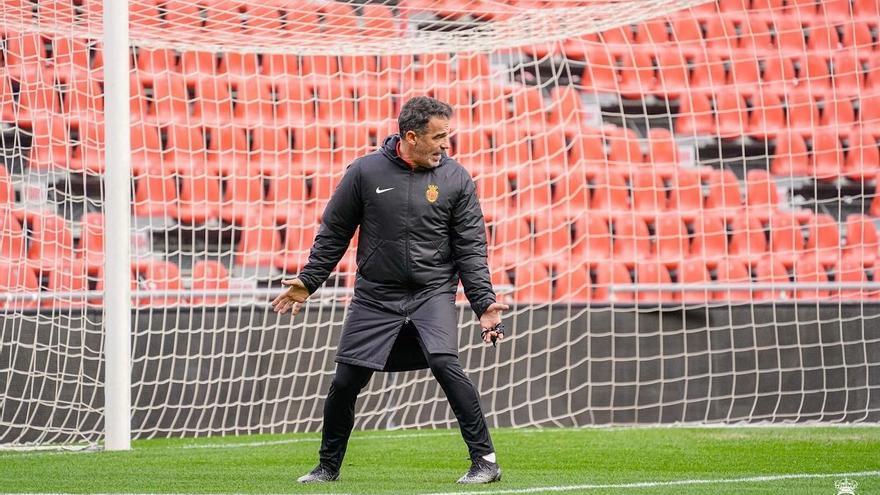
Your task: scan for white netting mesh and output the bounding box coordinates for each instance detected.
[1,0,880,448]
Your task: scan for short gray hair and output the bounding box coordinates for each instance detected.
[398,96,453,136]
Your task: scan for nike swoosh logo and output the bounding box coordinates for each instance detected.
[376,187,394,194]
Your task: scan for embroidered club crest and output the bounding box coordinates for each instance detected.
[426,184,439,203]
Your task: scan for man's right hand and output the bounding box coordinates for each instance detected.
[271,278,310,315]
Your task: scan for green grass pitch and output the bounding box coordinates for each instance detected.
[2,427,879,494]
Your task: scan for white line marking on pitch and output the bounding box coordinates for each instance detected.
[419,470,880,495]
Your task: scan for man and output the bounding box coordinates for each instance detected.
[271,96,508,485]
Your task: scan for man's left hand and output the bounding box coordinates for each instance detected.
[479,302,509,345]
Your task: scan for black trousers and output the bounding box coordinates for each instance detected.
[318,352,494,471]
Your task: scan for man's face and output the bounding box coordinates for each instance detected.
[405,116,451,168]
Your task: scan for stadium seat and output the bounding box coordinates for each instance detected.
[43,261,88,308]
[703,16,739,54]
[804,213,841,268]
[0,74,15,123]
[361,3,400,39]
[204,126,248,176]
[569,131,607,177]
[28,117,69,170]
[714,92,749,138]
[740,16,774,55]
[493,125,530,171]
[530,130,570,176]
[843,214,879,267]
[511,86,548,129]
[454,129,492,173]
[581,46,618,93]
[793,256,830,300]
[653,213,689,267]
[798,55,834,97]
[219,51,261,83]
[616,47,656,99]
[634,18,669,44]
[612,215,651,267]
[355,83,396,125]
[291,126,334,175]
[774,17,807,53]
[133,172,177,219]
[51,37,95,83]
[748,90,785,140]
[24,211,79,272]
[768,212,806,268]
[474,172,512,221]
[593,261,633,302]
[677,258,712,303]
[844,129,880,181]
[146,76,190,125]
[809,128,845,180]
[729,215,767,266]
[727,54,762,96]
[513,262,552,303]
[690,54,727,93]
[190,260,230,306]
[191,77,234,126]
[232,78,275,127]
[473,86,508,125]
[4,31,50,82]
[0,210,27,261]
[15,77,61,129]
[669,17,705,56]
[488,217,531,267]
[590,170,629,220]
[572,215,612,266]
[714,258,751,301]
[819,0,855,20]
[135,260,184,307]
[316,83,356,123]
[513,167,553,215]
[785,92,821,135]
[276,77,318,126]
[754,256,791,300]
[744,169,780,222]
[163,124,207,174]
[872,174,880,218]
[762,55,797,94]
[235,218,282,268]
[134,47,177,83]
[553,169,590,221]
[667,167,704,223]
[653,50,690,100]
[220,173,267,225]
[0,261,39,310]
[634,261,674,303]
[834,257,870,300]
[179,50,219,86]
[690,214,727,268]
[606,127,643,172]
[831,51,866,98]
[175,172,222,225]
[820,97,856,130]
[771,131,810,177]
[76,212,105,276]
[260,52,300,81]
[675,91,715,137]
[0,168,13,209]
[275,223,317,272]
[532,215,572,264]
[646,128,680,179]
[553,263,591,303]
[69,119,105,174]
[705,168,743,220]
[854,0,880,18]
[806,23,842,54]
[631,170,667,220]
[547,86,584,135]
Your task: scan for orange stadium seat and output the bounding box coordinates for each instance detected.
[798,54,833,97]
[690,53,727,93]
[703,16,739,54]
[831,51,866,97]
[667,168,704,223]
[616,47,656,99]
[175,172,222,225]
[4,31,50,81]
[748,90,785,140]
[729,215,767,266]
[754,256,791,300]
[705,169,743,220]
[52,37,96,82]
[44,261,88,308]
[0,74,15,123]
[569,131,607,177]
[768,212,806,268]
[727,55,761,95]
[275,78,317,126]
[612,215,651,267]
[844,129,880,181]
[714,92,749,138]
[220,173,267,225]
[134,47,177,84]
[771,131,810,177]
[134,172,178,218]
[581,46,618,93]
[0,261,39,310]
[843,214,879,267]
[15,78,61,129]
[590,170,629,219]
[77,212,105,275]
[806,23,842,54]
[135,260,184,307]
[854,0,880,17]
[761,55,797,94]
[677,258,712,303]
[669,17,704,56]
[744,169,780,222]
[634,261,674,303]
[316,83,356,123]
[513,263,552,303]
[605,126,643,172]
[820,97,856,130]
[261,53,300,81]
[552,169,590,221]
[634,18,669,44]
[488,217,531,266]
[809,128,845,180]
[820,0,854,20]
[653,213,689,267]
[205,126,248,176]
[235,218,282,268]
[163,124,206,174]
[179,50,218,85]
[804,213,841,268]
[24,211,79,272]
[572,215,611,266]
[361,3,399,39]
[68,119,104,174]
[530,130,569,176]
[130,123,163,176]
[532,215,572,264]
[740,17,774,55]
[191,77,234,126]
[547,86,583,134]
[654,50,691,100]
[593,261,633,302]
[676,91,715,137]
[28,117,69,170]
[493,125,530,170]
[38,1,77,29]
[232,77,275,127]
[774,17,807,53]
[0,210,27,261]
[841,22,874,51]
[631,170,667,220]
[146,76,190,125]
[291,126,333,174]
[794,256,831,300]
[62,79,104,124]
[553,263,591,303]
[275,223,317,273]
[334,126,372,166]
[835,257,870,300]
[513,167,553,214]
[190,260,230,306]
[646,128,680,178]
[690,214,728,268]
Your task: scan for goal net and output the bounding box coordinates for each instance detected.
[2,0,879,448]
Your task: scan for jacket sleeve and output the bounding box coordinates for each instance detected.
[450,173,496,318]
[297,165,363,294]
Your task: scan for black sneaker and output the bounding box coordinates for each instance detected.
[296,464,339,483]
[456,457,502,484]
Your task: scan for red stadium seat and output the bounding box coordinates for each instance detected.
[771,131,810,177]
[135,260,184,307]
[646,128,680,178]
[762,55,797,94]
[28,117,69,170]
[810,129,845,180]
[15,77,61,129]
[76,212,105,276]
[514,167,553,215]
[843,214,879,267]
[631,170,667,220]
[616,47,656,99]
[581,46,618,93]
[820,97,856,130]
[729,215,767,266]
[653,213,689,267]
[835,257,870,300]
[705,169,743,220]
[531,130,570,176]
[854,0,880,18]
[748,90,785,140]
[192,77,235,126]
[798,55,833,97]
[572,216,611,266]
[634,261,674,303]
[134,172,178,218]
[275,78,317,126]
[553,263,591,303]
[316,83,356,123]
[52,37,96,83]
[235,218,282,268]
[275,223,317,272]
[844,129,880,181]
[675,91,715,137]
[0,74,15,123]
[740,16,773,55]
[511,86,547,129]
[714,258,752,301]
[547,86,584,135]
[634,18,669,44]
[488,217,531,267]
[727,55,761,96]
[804,213,840,268]
[677,258,712,303]
[605,126,643,172]
[703,16,739,54]
[755,257,791,300]
[569,131,607,176]
[291,126,333,175]
[551,169,590,221]
[590,170,629,220]
[179,50,218,85]
[532,215,572,263]
[612,215,651,267]
[4,31,50,81]
[768,212,806,268]
[0,261,39,310]
[191,260,230,306]
[232,77,275,127]
[218,51,260,83]
[807,23,842,53]
[793,256,830,300]
[744,169,780,222]
[220,173,267,225]
[0,210,27,261]
[593,261,633,302]
[43,261,88,308]
[175,172,222,225]
[654,50,690,100]
[690,214,727,268]
[146,76,190,125]
[513,262,552,303]
[134,47,177,83]
[714,92,749,138]
[24,211,78,272]
[774,17,807,53]
[690,54,727,93]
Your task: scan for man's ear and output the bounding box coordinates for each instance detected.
[405,130,418,145]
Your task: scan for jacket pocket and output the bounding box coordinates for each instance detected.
[358,240,384,276]
[433,239,451,264]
